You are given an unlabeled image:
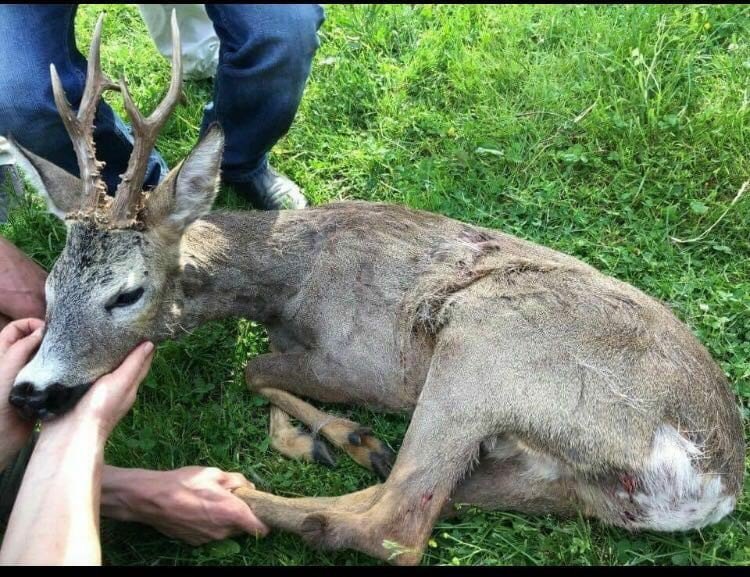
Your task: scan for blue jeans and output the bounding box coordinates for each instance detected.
[0,4,324,193]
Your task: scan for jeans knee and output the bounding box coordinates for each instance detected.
[0,82,55,137]
[288,4,326,56]
[0,5,81,136]
[214,4,324,84]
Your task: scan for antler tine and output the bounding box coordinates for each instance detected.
[50,13,118,213]
[111,8,182,225]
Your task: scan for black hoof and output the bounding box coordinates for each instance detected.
[312,438,337,468]
[370,447,396,481]
[347,431,362,446]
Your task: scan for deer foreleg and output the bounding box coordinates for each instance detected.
[245,353,395,478]
[267,406,336,467]
[238,390,492,562]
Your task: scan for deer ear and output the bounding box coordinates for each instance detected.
[144,124,224,235]
[1,136,82,219]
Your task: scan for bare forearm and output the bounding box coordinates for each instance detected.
[0,420,105,565]
[0,238,46,320]
[100,465,153,522]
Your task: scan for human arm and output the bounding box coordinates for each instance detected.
[0,340,154,565]
[0,318,267,558]
[0,238,47,322]
[100,465,269,545]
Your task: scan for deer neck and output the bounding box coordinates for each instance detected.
[170,211,314,331]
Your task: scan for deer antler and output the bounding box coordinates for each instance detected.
[111,9,182,226]
[50,13,118,215]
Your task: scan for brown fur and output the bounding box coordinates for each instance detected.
[17,19,746,564]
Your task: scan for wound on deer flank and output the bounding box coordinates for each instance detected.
[621,472,638,496]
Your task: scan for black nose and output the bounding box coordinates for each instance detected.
[9,381,92,420]
[9,381,44,420]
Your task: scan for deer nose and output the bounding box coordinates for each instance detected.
[9,381,91,420]
[9,381,48,420]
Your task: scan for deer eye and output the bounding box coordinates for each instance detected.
[107,287,145,311]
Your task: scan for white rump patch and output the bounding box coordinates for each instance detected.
[482,427,736,533]
[627,424,735,531]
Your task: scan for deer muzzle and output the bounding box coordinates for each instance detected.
[8,381,92,421]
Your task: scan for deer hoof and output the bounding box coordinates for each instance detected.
[342,427,395,480]
[370,448,395,481]
[312,438,337,468]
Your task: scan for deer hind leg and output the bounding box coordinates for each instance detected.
[233,484,384,535]
[245,353,395,478]
[236,344,498,565]
[234,402,491,565]
[441,437,580,519]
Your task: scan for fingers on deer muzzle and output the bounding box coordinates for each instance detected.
[9,381,91,420]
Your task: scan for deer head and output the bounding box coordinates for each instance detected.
[7,12,224,420]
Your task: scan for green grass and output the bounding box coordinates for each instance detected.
[2,3,749,566]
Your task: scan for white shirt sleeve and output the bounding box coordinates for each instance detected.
[137,4,219,80]
[0,137,14,166]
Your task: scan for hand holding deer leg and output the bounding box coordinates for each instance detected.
[101,466,269,545]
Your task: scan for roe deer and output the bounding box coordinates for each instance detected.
[5,13,745,565]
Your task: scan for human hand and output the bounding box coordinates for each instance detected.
[42,340,155,439]
[101,465,270,545]
[0,318,44,459]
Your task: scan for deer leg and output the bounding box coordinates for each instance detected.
[258,387,395,479]
[440,449,579,519]
[254,343,336,467]
[233,484,384,536]
[267,406,335,467]
[250,346,337,468]
[236,352,496,565]
[245,353,395,479]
